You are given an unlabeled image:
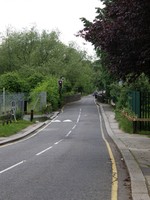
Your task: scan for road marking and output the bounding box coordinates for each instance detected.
[72,124,76,129]
[0,160,26,174]
[77,109,82,123]
[65,131,72,137]
[97,105,118,200]
[52,119,61,122]
[54,139,63,145]
[36,146,53,156]
[63,119,72,122]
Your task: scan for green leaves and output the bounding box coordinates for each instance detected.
[0,27,96,110]
[0,72,24,93]
[30,76,59,111]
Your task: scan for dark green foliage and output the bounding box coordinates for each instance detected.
[0,72,24,92]
[79,0,150,79]
[27,73,45,89]
[110,73,150,110]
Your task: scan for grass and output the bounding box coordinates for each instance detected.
[115,110,133,133]
[0,120,33,137]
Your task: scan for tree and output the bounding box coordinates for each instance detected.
[79,0,150,79]
[0,27,39,73]
[92,59,113,93]
[0,72,25,92]
[27,73,45,89]
[0,27,96,96]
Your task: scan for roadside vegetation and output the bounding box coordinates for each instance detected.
[0,0,150,136]
[0,27,95,113]
[79,0,150,134]
[0,27,96,137]
[0,120,33,137]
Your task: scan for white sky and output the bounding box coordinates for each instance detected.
[0,0,103,57]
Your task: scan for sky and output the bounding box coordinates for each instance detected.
[0,0,103,57]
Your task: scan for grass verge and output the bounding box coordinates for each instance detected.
[0,120,33,137]
[115,110,133,133]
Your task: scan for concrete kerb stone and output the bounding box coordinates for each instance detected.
[0,122,45,146]
[0,111,60,146]
[49,111,60,120]
[99,104,150,200]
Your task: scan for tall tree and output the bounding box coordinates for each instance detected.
[0,27,39,72]
[79,0,150,79]
[0,27,96,94]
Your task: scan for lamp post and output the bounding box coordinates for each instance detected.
[58,77,64,108]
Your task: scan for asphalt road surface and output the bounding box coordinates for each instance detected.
[0,96,130,200]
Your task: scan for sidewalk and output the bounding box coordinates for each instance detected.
[100,103,150,200]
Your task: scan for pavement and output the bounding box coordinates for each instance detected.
[100,103,150,200]
[0,104,150,200]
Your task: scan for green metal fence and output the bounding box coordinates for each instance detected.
[128,91,141,117]
[140,92,150,131]
[128,91,150,131]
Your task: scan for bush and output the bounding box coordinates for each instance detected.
[115,110,133,133]
[110,73,150,110]
[0,72,25,92]
[30,76,60,112]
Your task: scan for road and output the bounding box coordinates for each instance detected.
[0,96,130,200]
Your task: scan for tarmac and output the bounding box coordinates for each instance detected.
[0,104,150,200]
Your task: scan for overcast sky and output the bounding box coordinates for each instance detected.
[0,0,103,57]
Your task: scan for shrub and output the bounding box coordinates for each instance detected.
[115,110,133,133]
[110,73,150,110]
[30,76,60,112]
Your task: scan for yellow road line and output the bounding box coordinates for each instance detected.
[105,138,118,200]
[97,105,118,200]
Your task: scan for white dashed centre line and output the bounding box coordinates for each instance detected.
[36,146,53,156]
[65,131,72,137]
[0,160,26,174]
[54,139,63,145]
[72,124,77,129]
[36,109,82,156]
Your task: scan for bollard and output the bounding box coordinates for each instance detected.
[30,110,34,121]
